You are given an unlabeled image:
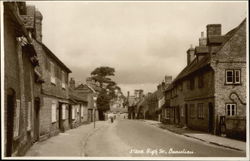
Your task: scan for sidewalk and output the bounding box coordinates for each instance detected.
[24,121,109,157]
[143,120,246,152]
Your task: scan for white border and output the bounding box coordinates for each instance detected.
[1,1,249,160]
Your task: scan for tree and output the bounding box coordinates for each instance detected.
[90,66,119,120]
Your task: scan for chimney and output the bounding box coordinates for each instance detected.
[69,77,75,89]
[199,32,207,46]
[187,44,195,65]
[35,10,43,42]
[206,24,221,38]
[165,76,172,85]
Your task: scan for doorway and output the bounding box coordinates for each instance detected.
[185,104,188,126]
[6,88,15,157]
[33,98,40,142]
[58,103,64,132]
[208,102,214,133]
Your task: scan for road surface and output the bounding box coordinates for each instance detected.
[84,118,245,157]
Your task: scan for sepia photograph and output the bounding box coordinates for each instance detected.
[1,0,249,160]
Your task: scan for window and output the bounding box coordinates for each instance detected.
[50,61,56,84]
[190,104,196,118]
[51,103,57,123]
[197,103,204,119]
[179,82,183,91]
[62,104,66,120]
[181,106,184,117]
[27,102,32,131]
[235,70,241,84]
[166,109,170,119]
[72,107,75,119]
[198,75,204,88]
[81,105,84,117]
[226,70,233,84]
[62,71,66,89]
[45,56,50,71]
[226,104,237,116]
[190,78,195,90]
[226,69,241,84]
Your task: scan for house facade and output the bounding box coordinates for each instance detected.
[69,89,88,128]
[4,2,43,156]
[19,5,72,140]
[162,19,246,139]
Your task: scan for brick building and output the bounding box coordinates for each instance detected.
[18,5,72,140]
[4,2,43,156]
[162,19,246,139]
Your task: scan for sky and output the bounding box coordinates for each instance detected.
[27,1,247,95]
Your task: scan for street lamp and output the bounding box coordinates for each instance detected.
[93,95,97,128]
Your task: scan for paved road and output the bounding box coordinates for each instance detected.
[85,119,245,157]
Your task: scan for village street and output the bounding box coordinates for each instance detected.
[25,116,245,157]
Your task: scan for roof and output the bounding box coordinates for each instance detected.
[36,41,72,73]
[216,18,246,54]
[69,88,88,103]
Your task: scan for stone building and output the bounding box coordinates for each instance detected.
[162,19,246,139]
[4,2,43,156]
[18,4,72,140]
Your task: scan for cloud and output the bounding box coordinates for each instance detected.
[28,1,247,93]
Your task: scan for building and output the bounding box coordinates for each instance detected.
[70,78,99,122]
[110,89,127,114]
[4,2,43,156]
[69,89,88,129]
[19,5,72,140]
[162,19,246,139]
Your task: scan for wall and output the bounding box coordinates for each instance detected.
[211,20,246,134]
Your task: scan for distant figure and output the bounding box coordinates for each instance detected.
[110,116,114,123]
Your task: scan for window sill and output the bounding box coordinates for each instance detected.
[224,83,242,86]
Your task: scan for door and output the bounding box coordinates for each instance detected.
[58,103,63,132]
[68,105,72,129]
[185,104,188,126]
[33,98,40,142]
[208,102,214,133]
[6,89,15,157]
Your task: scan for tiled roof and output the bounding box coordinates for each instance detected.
[69,89,88,103]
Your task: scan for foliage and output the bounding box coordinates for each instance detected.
[90,66,120,113]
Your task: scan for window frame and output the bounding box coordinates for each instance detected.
[225,103,237,116]
[234,69,241,84]
[225,69,241,85]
